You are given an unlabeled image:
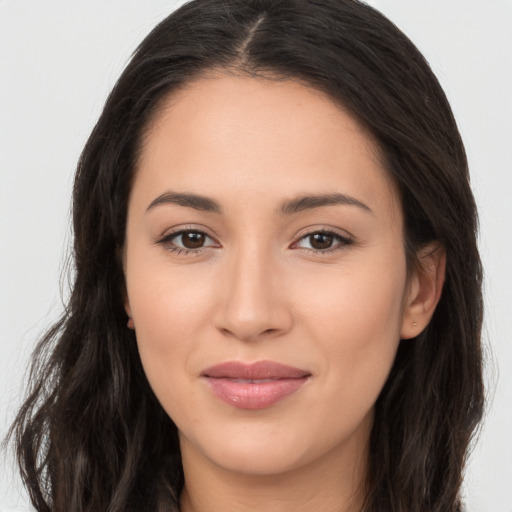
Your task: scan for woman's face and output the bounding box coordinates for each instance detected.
[124,74,414,476]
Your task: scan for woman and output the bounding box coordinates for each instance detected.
[9,0,484,511]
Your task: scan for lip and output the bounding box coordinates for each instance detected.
[201,361,311,410]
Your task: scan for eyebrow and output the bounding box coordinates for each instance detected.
[278,193,372,216]
[146,191,222,213]
[145,191,372,215]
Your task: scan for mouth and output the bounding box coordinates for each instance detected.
[201,360,311,410]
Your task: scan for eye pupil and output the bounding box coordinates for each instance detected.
[182,232,205,249]
[310,233,333,250]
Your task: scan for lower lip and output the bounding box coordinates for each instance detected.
[204,377,309,410]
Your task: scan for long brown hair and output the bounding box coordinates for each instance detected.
[8,1,484,510]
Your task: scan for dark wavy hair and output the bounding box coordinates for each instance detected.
[8,1,484,511]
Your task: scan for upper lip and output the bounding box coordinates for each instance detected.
[201,360,310,380]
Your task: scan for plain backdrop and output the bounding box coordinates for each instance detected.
[1,1,511,511]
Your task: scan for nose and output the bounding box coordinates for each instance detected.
[213,245,293,342]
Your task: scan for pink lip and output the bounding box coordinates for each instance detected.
[201,361,311,410]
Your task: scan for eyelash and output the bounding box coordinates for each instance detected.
[155,228,354,257]
[294,230,354,254]
[156,229,218,256]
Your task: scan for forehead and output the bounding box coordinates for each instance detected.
[134,74,400,223]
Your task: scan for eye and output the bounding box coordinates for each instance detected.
[156,229,218,254]
[294,230,353,253]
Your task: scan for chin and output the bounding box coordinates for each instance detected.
[178,409,373,478]
[178,417,310,474]
[207,440,311,476]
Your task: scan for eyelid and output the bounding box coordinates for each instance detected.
[154,225,221,253]
[293,224,354,240]
[291,228,355,253]
[154,225,355,256]
[156,223,216,239]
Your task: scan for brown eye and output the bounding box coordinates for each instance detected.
[181,232,206,249]
[294,230,354,253]
[309,233,334,250]
[157,229,218,253]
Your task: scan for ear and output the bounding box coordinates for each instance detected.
[401,243,446,339]
[120,246,135,329]
[125,302,135,330]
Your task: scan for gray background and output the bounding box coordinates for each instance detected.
[1,1,511,510]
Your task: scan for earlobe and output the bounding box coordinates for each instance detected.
[123,294,136,330]
[400,244,446,339]
[123,281,135,330]
[124,301,135,329]
[120,246,135,329]
[122,258,135,329]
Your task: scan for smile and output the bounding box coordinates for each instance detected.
[201,361,311,410]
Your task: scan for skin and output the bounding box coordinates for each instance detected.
[123,74,445,512]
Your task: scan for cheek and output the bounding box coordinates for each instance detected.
[301,243,406,336]
[124,253,216,413]
[127,250,214,341]
[294,252,407,407]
